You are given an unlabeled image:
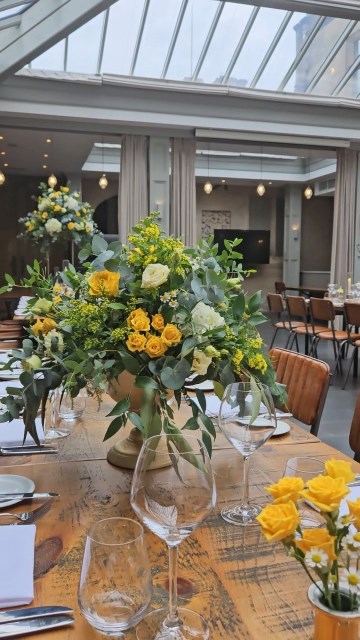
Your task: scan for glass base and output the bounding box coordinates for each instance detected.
[299,508,325,528]
[135,607,209,640]
[221,503,261,526]
[45,427,70,440]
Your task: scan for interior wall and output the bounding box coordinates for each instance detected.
[300,195,334,286]
[82,177,118,210]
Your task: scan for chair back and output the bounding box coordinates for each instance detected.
[269,347,331,436]
[310,297,336,323]
[349,391,360,462]
[275,281,286,296]
[344,302,360,329]
[267,293,284,315]
[286,295,308,321]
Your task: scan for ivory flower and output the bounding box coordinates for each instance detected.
[191,301,225,334]
[141,263,169,288]
[45,218,62,235]
[191,348,212,376]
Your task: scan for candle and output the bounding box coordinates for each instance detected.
[347,273,352,295]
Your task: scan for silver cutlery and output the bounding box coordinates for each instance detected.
[0,447,58,456]
[0,615,74,637]
[0,501,51,524]
[0,606,73,624]
[0,492,59,500]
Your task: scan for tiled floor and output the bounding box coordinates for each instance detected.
[259,319,359,458]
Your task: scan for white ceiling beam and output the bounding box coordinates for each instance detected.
[225,0,360,20]
[0,0,34,11]
[0,0,118,81]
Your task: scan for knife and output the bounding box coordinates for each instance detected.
[0,615,74,637]
[0,447,58,456]
[0,607,73,624]
[0,492,59,500]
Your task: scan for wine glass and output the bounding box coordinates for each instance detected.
[130,433,216,640]
[78,517,152,636]
[218,381,276,526]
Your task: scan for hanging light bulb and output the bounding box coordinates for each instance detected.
[48,173,57,188]
[0,170,5,186]
[304,185,313,200]
[204,180,213,195]
[99,173,108,190]
[257,182,266,197]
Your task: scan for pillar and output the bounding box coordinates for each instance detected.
[283,186,302,286]
[148,137,170,234]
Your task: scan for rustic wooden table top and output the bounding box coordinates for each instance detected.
[0,397,357,639]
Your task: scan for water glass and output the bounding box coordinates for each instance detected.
[284,457,325,528]
[78,517,152,636]
[56,387,86,420]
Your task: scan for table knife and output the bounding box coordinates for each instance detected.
[0,492,59,499]
[0,615,74,637]
[0,447,58,456]
[0,606,73,624]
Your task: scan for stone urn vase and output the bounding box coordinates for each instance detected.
[106,371,171,470]
[308,583,360,640]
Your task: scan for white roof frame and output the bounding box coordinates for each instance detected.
[226,0,360,20]
[0,0,118,81]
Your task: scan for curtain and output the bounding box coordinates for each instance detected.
[330,149,358,288]
[171,138,196,246]
[118,135,148,243]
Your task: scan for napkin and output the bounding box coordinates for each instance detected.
[191,394,221,417]
[339,485,360,527]
[0,417,45,447]
[0,524,36,607]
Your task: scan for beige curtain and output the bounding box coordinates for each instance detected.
[171,138,196,246]
[118,135,148,243]
[331,149,358,287]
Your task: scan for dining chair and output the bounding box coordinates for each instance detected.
[349,390,360,462]
[269,347,331,436]
[266,293,300,349]
[341,302,360,389]
[274,281,286,297]
[286,295,330,355]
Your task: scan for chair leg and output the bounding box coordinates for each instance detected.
[269,328,278,349]
[342,347,356,390]
[286,332,296,350]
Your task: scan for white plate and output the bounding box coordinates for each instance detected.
[0,475,35,508]
[271,420,291,437]
[185,380,214,391]
[0,370,21,380]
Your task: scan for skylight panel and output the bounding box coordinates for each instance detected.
[66,13,104,74]
[30,40,65,71]
[0,2,32,21]
[311,28,360,96]
[101,0,144,75]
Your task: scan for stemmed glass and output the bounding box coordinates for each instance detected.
[218,381,276,526]
[130,434,216,640]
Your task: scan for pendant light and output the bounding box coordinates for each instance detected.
[0,170,5,186]
[257,147,265,197]
[304,185,313,199]
[204,148,212,195]
[48,173,57,188]
[98,137,108,190]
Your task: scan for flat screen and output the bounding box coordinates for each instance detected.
[213,229,270,265]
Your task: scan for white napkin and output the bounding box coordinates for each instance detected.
[0,418,45,447]
[0,524,36,607]
[0,380,22,395]
[191,394,221,417]
[339,485,360,524]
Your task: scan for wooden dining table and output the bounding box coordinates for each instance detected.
[1,396,359,640]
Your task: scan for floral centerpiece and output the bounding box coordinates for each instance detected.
[0,212,284,454]
[18,182,99,253]
[257,459,360,613]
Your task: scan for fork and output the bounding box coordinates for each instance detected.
[0,501,51,523]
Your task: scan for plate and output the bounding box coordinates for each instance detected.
[0,475,35,508]
[0,370,21,380]
[185,380,214,391]
[271,420,291,437]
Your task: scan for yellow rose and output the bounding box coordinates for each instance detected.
[191,348,212,375]
[151,314,165,332]
[295,529,336,561]
[88,270,120,296]
[42,317,57,334]
[75,212,81,217]
[347,499,360,529]
[41,213,48,220]
[54,204,61,212]
[145,335,167,358]
[60,186,69,193]
[266,477,305,504]
[53,295,61,304]
[325,459,355,484]
[127,308,148,329]
[67,222,75,230]
[161,324,182,346]
[31,318,43,336]
[126,332,147,353]
[22,354,42,371]
[256,501,300,542]
[53,283,63,293]
[131,315,150,332]
[300,475,349,512]
[49,193,57,199]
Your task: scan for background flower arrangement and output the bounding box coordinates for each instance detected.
[18,182,99,252]
[0,211,284,454]
[257,459,360,612]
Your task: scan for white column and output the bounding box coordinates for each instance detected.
[353,153,360,284]
[283,186,302,286]
[148,137,170,234]
[66,173,82,195]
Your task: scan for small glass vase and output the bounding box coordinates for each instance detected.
[308,583,360,640]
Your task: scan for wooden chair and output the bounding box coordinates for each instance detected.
[349,390,360,462]
[269,347,331,436]
[266,293,300,349]
[342,302,360,388]
[274,281,286,297]
[286,295,330,355]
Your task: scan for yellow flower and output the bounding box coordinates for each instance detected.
[42,317,57,334]
[266,477,305,504]
[53,295,61,304]
[49,192,57,199]
[31,318,44,336]
[161,324,182,346]
[60,186,69,193]
[347,498,360,529]
[41,213,48,220]
[54,204,62,212]
[131,314,150,332]
[28,223,34,232]
[256,501,300,542]
[134,247,142,255]
[88,270,120,296]
[75,212,81,217]
[149,245,156,253]
[295,529,336,561]
[300,475,349,513]
[127,308,148,329]
[85,225,92,233]
[151,314,165,332]
[325,459,355,484]
[67,222,75,230]
[53,283,63,293]
[145,335,167,358]
[126,332,147,353]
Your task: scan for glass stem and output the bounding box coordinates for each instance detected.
[165,544,181,629]
[242,455,250,507]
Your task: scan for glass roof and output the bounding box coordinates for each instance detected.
[0,1,36,22]
[27,0,360,100]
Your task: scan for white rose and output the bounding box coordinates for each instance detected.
[45,218,62,236]
[44,330,64,356]
[191,301,225,334]
[191,348,212,375]
[141,263,170,289]
[74,222,83,231]
[38,198,50,212]
[66,196,79,210]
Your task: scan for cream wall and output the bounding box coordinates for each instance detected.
[82,177,118,210]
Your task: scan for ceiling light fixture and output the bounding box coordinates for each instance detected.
[0,152,5,156]
[204,149,213,195]
[48,173,57,188]
[46,138,52,143]
[43,165,47,169]
[3,163,8,167]
[257,147,265,197]
[304,185,313,199]
[43,153,48,158]
[0,170,5,185]
[0,136,3,140]
[98,137,108,190]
